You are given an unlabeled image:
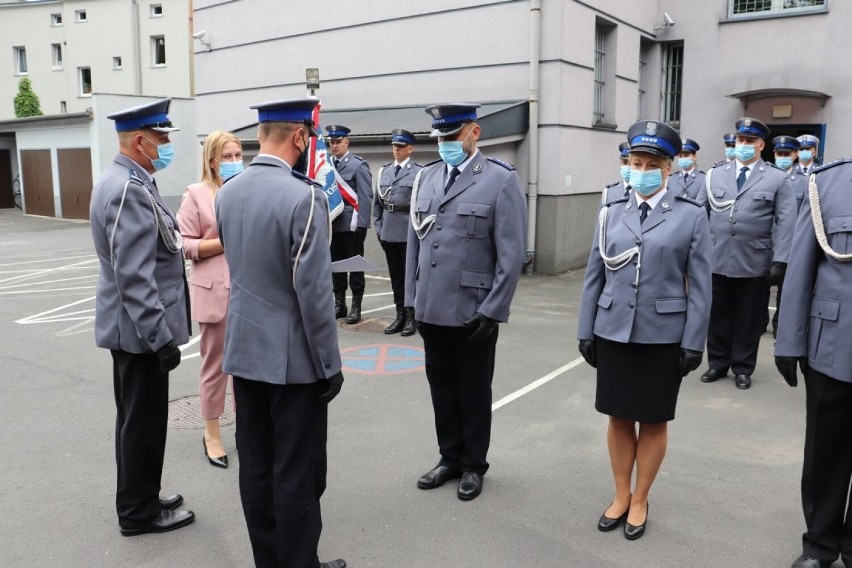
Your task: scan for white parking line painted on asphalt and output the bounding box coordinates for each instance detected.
[0,274,97,290]
[0,286,96,296]
[492,358,585,411]
[0,258,98,286]
[0,254,96,268]
[179,335,202,351]
[360,303,396,315]
[16,295,96,324]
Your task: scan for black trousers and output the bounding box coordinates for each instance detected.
[380,239,407,308]
[772,280,784,334]
[418,322,498,475]
[801,369,852,565]
[234,377,327,568]
[331,231,365,297]
[707,274,770,375]
[111,350,169,523]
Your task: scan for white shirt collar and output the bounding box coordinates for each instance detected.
[634,185,668,211]
[445,150,479,175]
[394,157,410,169]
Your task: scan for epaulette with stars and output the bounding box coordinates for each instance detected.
[812,158,852,174]
[606,196,629,207]
[291,170,322,187]
[709,160,727,169]
[487,157,515,171]
[675,194,702,207]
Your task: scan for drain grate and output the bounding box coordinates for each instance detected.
[339,317,394,334]
[167,394,235,429]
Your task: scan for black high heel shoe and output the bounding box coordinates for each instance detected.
[203,437,228,469]
[624,502,648,540]
[597,502,629,532]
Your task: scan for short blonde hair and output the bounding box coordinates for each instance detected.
[201,130,242,188]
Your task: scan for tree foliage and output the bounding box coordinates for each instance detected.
[14,77,43,118]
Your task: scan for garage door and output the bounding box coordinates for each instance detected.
[21,149,55,217]
[58,148,93,220]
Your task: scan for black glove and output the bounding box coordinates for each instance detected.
[769,262,787,286]
[678,348,703,377]
[354,227,367,245]
[462,313,499,343]
[578,339,597,368]
[318,371,344,403]
[156,340,181,373]
[775,356,804,387]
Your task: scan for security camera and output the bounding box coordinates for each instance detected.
[192,30,206,40]
[664,12,675,26]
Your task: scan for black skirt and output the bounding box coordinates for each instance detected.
[595,336,682,423]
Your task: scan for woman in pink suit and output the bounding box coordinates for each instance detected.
[177,131,243,469]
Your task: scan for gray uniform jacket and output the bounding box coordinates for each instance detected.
[577,187,712,352]
[788,169,809,212]
[776,161,852,382]
[90,153,190,353]
[373,160,423,243]
[600,180,630,207]
[696,158,796,277]
[404,151,527,326]
[667,169,706,200]
[216,155,341,385]
[332,152,372,232]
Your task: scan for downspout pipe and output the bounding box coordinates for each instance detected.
[524,0,541,274]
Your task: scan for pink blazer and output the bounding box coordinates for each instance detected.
[177,182,230,324]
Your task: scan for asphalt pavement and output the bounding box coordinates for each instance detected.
[0,209,822,567]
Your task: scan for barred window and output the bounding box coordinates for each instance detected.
[661,43,683,129]
[729,0,826,18]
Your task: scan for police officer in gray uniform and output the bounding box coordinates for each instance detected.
[600,142,632,206]
[696,117,796,390]
[723,133,737,162]
[578,120,711,540]
[216,99,346,568]
[373,128,423,336]
[776,159,852,568]
[667,138,706,200]
[406,103,527,501]
[326,125,373,324]
[89,98,194,536]
[770,135,808,336]
[797,134,820,175]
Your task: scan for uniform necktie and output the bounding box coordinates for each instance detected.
[737,166,748,190]
[639,202,650,224]
[445,167,460,194]
[683,172,689,181]
[333,157,340,169]
[394,164,401,177]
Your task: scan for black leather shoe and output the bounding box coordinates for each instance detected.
[320,560,347,568]
[790,554,833,568]
[624,503,648,540]
[735,374,752,390]
[384,308,405,334]
[700,368,727,383]
[203,437,228,468]
[346,297,362,324]
[159,494,183,511]
[457,472,483,501]
[119,509,195,536]
[417,465,461,489]
[597,503,628,532]
[400,308,416,337]
[334,299,347,319]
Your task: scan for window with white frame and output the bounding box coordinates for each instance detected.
[151,4,163,17]
[637,40,650,121]
[75,10,87,22]
[661,42,683,129]
[14,47,27,74]
[113,56,123,70]
[52,44,63,70]
[79,67,92,96]
[728,0,826,19]
[151,36,166,66]
[51,13,62,26]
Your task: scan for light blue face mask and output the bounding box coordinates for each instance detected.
[219,161,244,181]
[775,156,794,171]
[620,165,631,182]
[143,137,174,171]
[724,147,736,159]
[437,130,473,167]
[734,143,756,162]
[677,157,694,171]
[629,168,664,196]
[799,150,814,163]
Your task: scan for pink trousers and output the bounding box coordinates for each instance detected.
[198,319,231,419]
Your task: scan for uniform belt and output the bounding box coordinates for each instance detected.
[384,203,410,213]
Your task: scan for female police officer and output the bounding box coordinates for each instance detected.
[577,120,712,540]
